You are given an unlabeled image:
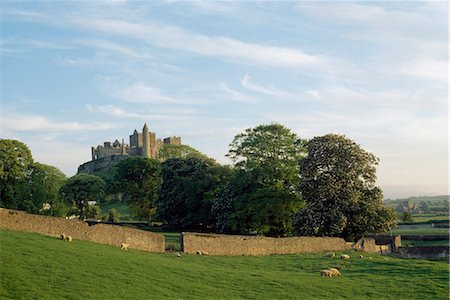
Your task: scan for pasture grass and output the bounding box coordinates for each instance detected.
[390,227,449,235]
[411,214,449,223]
[1,230,449,300]
[402,240,449,247]
[99,202,132,221]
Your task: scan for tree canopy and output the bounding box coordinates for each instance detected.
[216,124,306,236]
[113,157,161,222]
[25,162,67,214]
[156,156,232,230]
[0,139,34,209]
[293,134,396,241]
[158,144,215,164]
[0,140,67,214]
[60,173,105,219]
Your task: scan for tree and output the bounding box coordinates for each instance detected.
[26,163,67,214]
[401,212,414,223]
[418,201,429,214]
[293,134,396,241]
[113,157,161,222]
[158,144,215,164]
[60,174,105,219]
[0,139,34,209]
[156,157,231,230]
[216,124,306,237]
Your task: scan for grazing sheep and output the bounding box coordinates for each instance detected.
[196,250,203,255]
[202,251,209,256]
[328,268,341,277]
[175,252,182,258]
[65,235,73,242]
[120,243,129,250]
[340,254,350,260]
[324,252,335,258]
[359,254,364,259]
[320,270,332,277]
[60,234,66,240]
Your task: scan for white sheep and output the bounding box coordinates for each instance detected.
[65,235,73,242]
[359,254,364,259]
[121,243,129,250]
[60,234,66,240]
[328,268,341,277]
[340,254,350,260]
[175,252,182,258]
[324,252,335,258]
[196,250,203,255]
[320,269,332,277]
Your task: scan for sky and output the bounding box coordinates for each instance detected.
[0,1,448,199]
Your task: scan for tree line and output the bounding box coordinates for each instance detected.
[0,123,396,241]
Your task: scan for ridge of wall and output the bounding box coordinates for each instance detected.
[182,232,353,256]
[0,208,164,253]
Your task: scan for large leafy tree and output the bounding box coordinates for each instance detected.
[113,157,161,222]
[293,134,396,241]
[158,144,216,164]
[216,124,306,237]
[156,157,231,230]
[60,174,105,219]
[25,163,67,214]
[0,139,34,209]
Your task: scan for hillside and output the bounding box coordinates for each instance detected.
[384,195,449,204]
[1,230,448,299]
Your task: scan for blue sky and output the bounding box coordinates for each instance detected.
[1,1,447,199]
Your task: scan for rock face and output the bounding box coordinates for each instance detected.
[0,208,165,253]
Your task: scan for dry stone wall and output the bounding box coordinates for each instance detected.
[182,232,353,256]
[0,208,164,253]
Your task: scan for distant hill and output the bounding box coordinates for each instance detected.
[384,195,449,204]
[384,195,449,213]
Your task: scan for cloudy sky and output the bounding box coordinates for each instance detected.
[1,1,447,199]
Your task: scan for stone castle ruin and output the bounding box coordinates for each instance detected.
[91,123,181,160]
[78,123,181,173]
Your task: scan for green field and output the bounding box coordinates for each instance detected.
[410,214,449,223]
[390,227,449,236]
[1,230,448,299]
[402,240,449,247]
[99,202,132,221]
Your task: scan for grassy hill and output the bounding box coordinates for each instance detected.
[384,195,449,209]
[1,230,448,299]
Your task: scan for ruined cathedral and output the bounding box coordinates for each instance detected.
[78,123,181,173]
[91,123,181,160]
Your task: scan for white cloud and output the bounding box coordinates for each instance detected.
[398,57,447,82]
[111,83,181,104]
[76,39,149,59]
[218,82,255,103]
[87,104,195,121]
[1,113,117,133]
[240,73,290,98]
[72,18,322,69]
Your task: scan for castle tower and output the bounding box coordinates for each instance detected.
[121,138,127,156]
[142,123,151,158]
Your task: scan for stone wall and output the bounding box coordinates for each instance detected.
[0,208,164,253]
[396,246,449,260]
[182,232,353,256]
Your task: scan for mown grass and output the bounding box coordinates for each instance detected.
[99,201,132,220]
[0,230,448,300]
[411,214,449,223]
[402,240,449,247]
[390,227,449,235]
